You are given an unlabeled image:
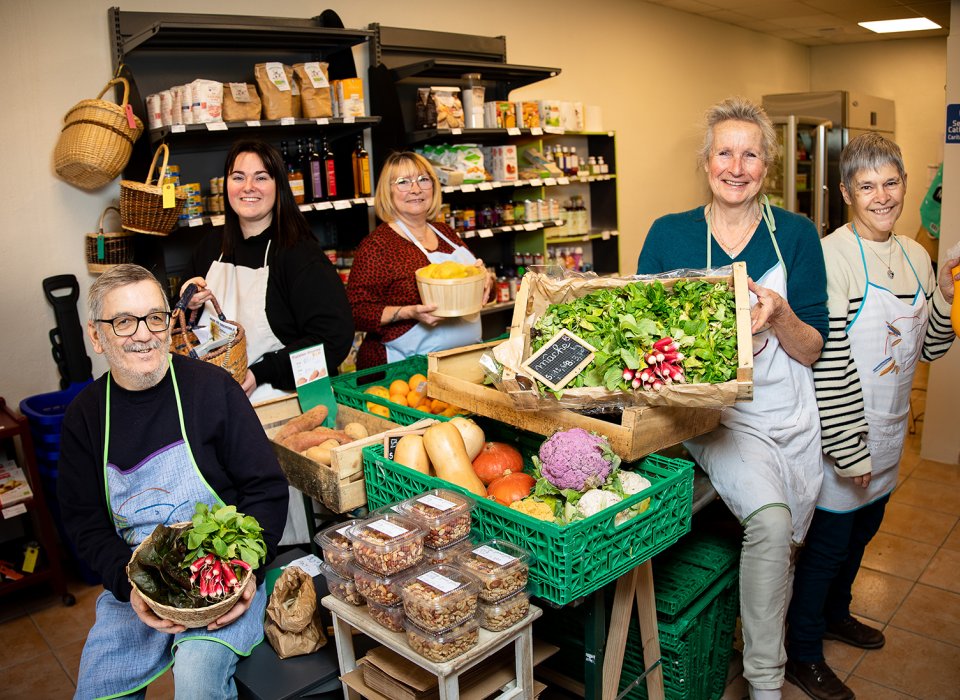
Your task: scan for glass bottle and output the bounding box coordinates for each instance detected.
[306,138,324,202]
[283,140,305,204]
[352,136,371,198]
[320,136,337,200]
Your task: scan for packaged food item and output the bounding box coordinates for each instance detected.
[460,73,485,129]
[484,101,516,129]
[478,589,530,631]
[484,145,518,182]
[319,561,364,606]
[348,513,424,576]
[561,101,585,132]
[293,63,333,118]
[538,100,563,128]
[404,616,479,662]
[190,79,223,123]
[177,85,194,125]
[315,519,362,578]
[290,77,302,118]
[515,101,541,129]
[333,78,365,118]
[351,562,416,606]
[416,87,464,130]
[398,489,474,549]
[145,94,162,130]
[222,83,262,122]
[457,539,530,603]
[366,599,406,633]
[400,564,479,632]
[159,90,174,127]
[255,62,294,119]
[423,539,473,566]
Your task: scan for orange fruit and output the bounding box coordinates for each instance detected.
[429,399,448,415]
[389,379,409,396]
[440,406,459,417]
[408,373,428,394]
[389,392,409,407]
[364,385,390,399]
[368,403,390,418]
[407,390,425,408]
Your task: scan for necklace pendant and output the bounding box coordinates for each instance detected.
[887,269,895,279]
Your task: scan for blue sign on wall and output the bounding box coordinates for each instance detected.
[948,104,960,144]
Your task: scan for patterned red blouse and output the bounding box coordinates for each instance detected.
[347,221,470,369]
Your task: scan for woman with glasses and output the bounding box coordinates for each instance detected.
[180,140,354,402]
[347,151,491,369]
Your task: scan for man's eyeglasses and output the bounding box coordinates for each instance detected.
[392,175,434,192]
[96,312,172,337]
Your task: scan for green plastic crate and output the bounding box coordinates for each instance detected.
[331,355,451,426]
[362,443,694,606]
[650,533,740,620]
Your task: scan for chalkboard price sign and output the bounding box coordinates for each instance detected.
[522,329,596,392]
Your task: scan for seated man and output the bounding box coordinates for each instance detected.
[58,264,289,699]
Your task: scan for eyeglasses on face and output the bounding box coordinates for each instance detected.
[96,312,172,337]
[392,174,434,192]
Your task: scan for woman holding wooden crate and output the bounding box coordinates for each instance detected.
[637,96,828,700]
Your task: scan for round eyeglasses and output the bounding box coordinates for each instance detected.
[392,175,434,192]
[96,312,172,337]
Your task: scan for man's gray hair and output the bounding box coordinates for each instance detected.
[88,264,169,321]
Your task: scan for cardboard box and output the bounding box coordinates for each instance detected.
[333,78,365,118]
[0,465,33,508]
[483,145,518,182]
[258,398,435,512]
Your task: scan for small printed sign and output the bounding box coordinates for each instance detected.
[947,104,960,144]
[290,344,337,427]
[522,329,596,392]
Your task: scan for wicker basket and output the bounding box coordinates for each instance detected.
[170,287,248,384]
[416,266,485,317]
[54,78,144,191]
[85,206,135,274]
[120,143,186,235]
[126,522,253,629]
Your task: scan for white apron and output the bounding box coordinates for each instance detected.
[205,242,309,545]
[76,359,266,700]
[686,200,824,542]
[384,220,483,363]
[817,231,927,512]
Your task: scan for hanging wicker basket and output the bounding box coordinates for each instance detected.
[85,206,135,274]
[170,286,248,384]
[54,78,144,191]
[120,143,186,235]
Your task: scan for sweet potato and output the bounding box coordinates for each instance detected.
[281,426,353,452]
[273,405,329,444]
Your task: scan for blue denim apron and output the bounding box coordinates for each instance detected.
[75,359,266,699]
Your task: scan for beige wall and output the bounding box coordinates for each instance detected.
[0,1,952,464]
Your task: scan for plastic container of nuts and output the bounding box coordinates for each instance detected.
[423,538,474,566]
[351,561,419,607]
[348,513,425,576]
[398,488,474,549]
[366,599,406,633]
[316,519,362,579]
[319,561,365,606]
[404,616,480,662]
[400,564,479,632]
[477,589,530,631]
[456,539,531,603]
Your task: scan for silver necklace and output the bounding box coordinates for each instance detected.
[709,204,761,254]
[853,223,895,279]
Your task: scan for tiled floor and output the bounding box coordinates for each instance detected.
[2,368,957,699]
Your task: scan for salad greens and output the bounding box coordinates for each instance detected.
[530,279,738,395]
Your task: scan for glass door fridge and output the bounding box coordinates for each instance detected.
[764,115,832,236]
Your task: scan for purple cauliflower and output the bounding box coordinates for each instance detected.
[536,428,620,491]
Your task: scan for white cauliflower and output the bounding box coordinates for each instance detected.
[614,470,652,525]
[572,488,623,521]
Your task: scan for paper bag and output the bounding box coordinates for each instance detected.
[264,566,327,659]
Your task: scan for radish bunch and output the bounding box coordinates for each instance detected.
[622,336,685,392]
[188,553,251,600]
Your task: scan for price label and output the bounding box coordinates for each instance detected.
[522,329,596,392]
[507,127,522,136]
[298,204,313,212]
[530,127,543,136]
[352,198,366,205]
[368,519,409,538]
[602,230,611,240]
[462,230,476,238]
[343,116,355,124]
[473,545,517,566]
[171,124,186,133]
[543,126,565,134]
[245,120,261,127]
[2,504,27,519]
[450,127,463,135]
[210,215,225,227]
[543,178,557,186]
[417,494,456,511]
[460,184,477,193]
[316,117,329,125]
[477,228,493,238]
[477,182,494,191]
[205,121,228,131]
[417,571,460,593]
[279,117,296,126]
[529,178,543,186]
[557,177,570,185]
[365,197,375,207]
[315,202,334,211]
[523,222,540,231]
[187,217,204,227]
[332,200,351,210]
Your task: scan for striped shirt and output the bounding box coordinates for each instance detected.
[814,225,955,476]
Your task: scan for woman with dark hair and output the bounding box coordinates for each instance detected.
[181,140,353,402]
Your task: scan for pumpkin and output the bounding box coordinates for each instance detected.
[487,472,535,506]
[472,442,524,485]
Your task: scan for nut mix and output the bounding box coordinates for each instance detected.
[398,489,474,549]
[456,539,531,603]
[423,539,473,566]
[400,564,479,632]
[316,519,362,579]
[351,562,416,607]
[347,513,424,576]
[319,561,364,606]
[404,617,480,662]
[366,600,405,633]
[478,590,530,631]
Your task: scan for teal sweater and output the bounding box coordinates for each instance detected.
[637,205,829,341]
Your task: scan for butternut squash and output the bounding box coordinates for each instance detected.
[393,434,430,474]
[422,422,487,497]
[449,416,484,461]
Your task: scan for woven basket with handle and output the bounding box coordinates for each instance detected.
[170,284,248,384]
[126,522,252,629]
[54,77,144,191]
[120,143,186,235]
[85,206,135,274]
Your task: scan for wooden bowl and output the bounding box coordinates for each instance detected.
[415,268,485,317]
